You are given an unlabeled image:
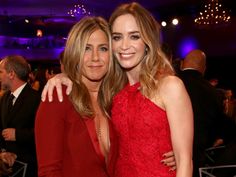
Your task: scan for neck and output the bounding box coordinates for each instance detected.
[86,82,101,99]
[10,80,26,92]
[126,68,140,86]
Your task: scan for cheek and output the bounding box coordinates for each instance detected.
[112,43,119,52]
[102,53,110,62]
[83,53,90,62]
[136,42,146,52]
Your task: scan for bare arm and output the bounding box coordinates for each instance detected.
[41,73,73,102]
[160,76,193,177]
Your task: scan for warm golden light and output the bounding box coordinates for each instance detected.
[194,0,231,25]
[36,29,43,37]
[67,4,91,18]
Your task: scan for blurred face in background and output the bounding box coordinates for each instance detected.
[0,60,11,90]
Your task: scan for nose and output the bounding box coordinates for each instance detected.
[121,38,130,50]
[92,49,99,61]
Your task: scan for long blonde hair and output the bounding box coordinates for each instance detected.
[63,16,118,118]
[109,2,174,98]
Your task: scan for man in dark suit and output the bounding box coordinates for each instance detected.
[0,55,41,177]
[178,49,226,177]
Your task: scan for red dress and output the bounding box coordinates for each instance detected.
[112,83,176,177]
[35,87,118,177]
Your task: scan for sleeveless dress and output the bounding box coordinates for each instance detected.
[111,83,176,177]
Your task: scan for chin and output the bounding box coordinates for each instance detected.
[119,63,134,69]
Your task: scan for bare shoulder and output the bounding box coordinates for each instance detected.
[158,75,187,103]
[159,75,184,93]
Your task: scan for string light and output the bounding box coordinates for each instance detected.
[194,0,231,25]
[67,4,91,18]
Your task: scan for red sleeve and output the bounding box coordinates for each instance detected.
[35,88,69,177]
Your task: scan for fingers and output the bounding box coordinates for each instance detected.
[64,79,73,96]
[161,156,175,164]
[165,161,175,167]
[1,152,17,167]
[47,78,56,102]
[41,77,57,102]
[2,128,16,141]
[169,166,176,171]
[163,151,174,158]
[55,79,63,102]
[41,73,71,102]
[41,82,48,102]
[161,151,176,171]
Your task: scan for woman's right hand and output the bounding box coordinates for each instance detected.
[41,73,73,102]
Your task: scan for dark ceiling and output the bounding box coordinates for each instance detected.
[0,0,235,36]
[0,0,235,58]
[1,0,235,17]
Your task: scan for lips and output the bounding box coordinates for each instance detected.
[88,65,103,68]
[119,52,134,59]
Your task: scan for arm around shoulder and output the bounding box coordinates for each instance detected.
[41,73,73,102]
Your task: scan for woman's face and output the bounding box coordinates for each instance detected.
[111,14,146,71]
[81,29,110,83]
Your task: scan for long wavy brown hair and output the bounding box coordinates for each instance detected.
[63,16,120,118]
[109,2,174,98]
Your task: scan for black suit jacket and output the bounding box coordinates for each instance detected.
[179,69,225,176]
[0,83,41,176]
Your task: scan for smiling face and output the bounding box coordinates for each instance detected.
[81,29,110,84]
[111,14,146,73]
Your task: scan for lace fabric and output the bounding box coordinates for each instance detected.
[112,83,176,177]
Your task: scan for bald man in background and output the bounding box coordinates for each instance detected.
[179,49,227,177]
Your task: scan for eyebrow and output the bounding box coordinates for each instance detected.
[112,31,140,35]
[86,43,109,46]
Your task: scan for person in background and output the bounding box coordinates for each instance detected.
[45,66,61,81]
[28,67,48,94]
[0,83,5,97]
[179,49,236,177]
[0,151,17,176]
[0,55,41,177]
[28,69,40,91]
[59,50,65,72]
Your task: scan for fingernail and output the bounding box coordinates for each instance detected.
[59,99,63,102]
[49,98,52,102]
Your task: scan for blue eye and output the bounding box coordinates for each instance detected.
[100,47,108,52]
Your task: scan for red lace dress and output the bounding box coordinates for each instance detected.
[111,83,176,177]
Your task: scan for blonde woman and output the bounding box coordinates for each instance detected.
[35,16,118,177]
